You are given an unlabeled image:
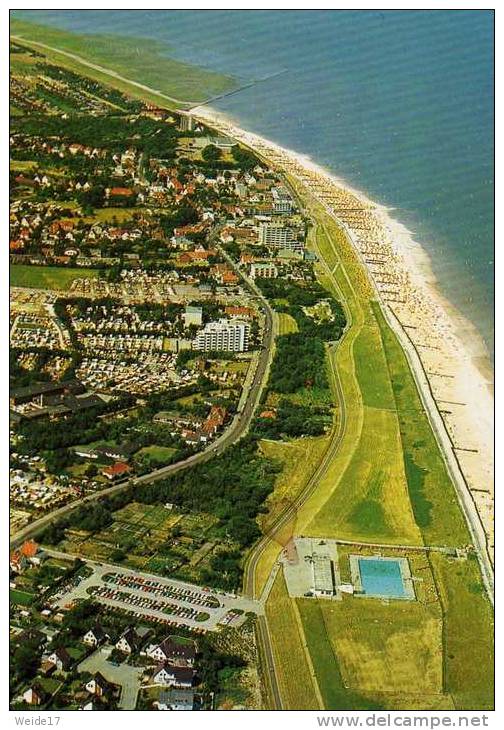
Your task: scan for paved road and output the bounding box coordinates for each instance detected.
[49,553,262,631]
[255,615,283,710]
[313,189,495,604]
[78,646,144,710]
[9,249,275,550]
[11,36,195,108]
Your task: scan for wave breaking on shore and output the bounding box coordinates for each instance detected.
[193,103,494,563]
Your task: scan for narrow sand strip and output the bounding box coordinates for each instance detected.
[192,106,494,572]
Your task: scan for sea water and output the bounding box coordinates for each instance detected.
[14,10,494,361]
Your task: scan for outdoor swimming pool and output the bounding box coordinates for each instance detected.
[354,556,415,600]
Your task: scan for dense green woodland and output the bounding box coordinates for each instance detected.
[254,279,346,426]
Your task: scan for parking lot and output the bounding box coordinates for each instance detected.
[51,557,262,631]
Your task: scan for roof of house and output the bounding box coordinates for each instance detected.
[156,636,196,661]
[90,672,116,693]
[158,687,195,709]
[20,539,39,558]
[117,627,140,648]
[102,461,131,477]
[50,646,72,667]
[109,187,134,196]
[153,663,195,684]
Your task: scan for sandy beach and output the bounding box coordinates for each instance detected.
[193,105,494,573]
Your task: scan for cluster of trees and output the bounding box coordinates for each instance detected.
[287,299,346,341]
[260,279,346,396]
[17,393,134,454]
[253,399,328,439]
[201,144,222,163]
[35,63,143,112]
[12,114,180,157]
[41,488,134,545]
[134,436,278,549]
[10,348,53,389]
[269,332,328,393]
[10,632,43,686]
[231,144,259,172]
[159,203,199,237]
[257,278,328,307]
[197,632,246,693]
[200,548,244,592]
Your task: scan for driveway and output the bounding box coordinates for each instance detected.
[78,646,144,710]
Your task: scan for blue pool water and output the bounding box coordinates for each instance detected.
[358,558,407,598]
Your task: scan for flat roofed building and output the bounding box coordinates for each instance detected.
[192,319,249,352]
[178,113,193,132]
[258,222,296,248]
[183,305,203,327]
[271,186,293,214]
[312,552,335,596]
[210,135,235,151]
[250,262,278,279]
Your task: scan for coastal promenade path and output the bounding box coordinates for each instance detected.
[312,196,494,604]
[239,236,352,708]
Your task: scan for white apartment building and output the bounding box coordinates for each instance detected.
[258,221,305,254]
[258,221,297,248]
[271,186,293,214]
[193,319,250,352]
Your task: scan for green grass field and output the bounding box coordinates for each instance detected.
[10,160,39,173]
[296,600,381,710]
[300,595,448,706]
[353,310,396,410]
[37,677,61,695]
[10,264,100,290]
[430,552,494,710]
[135,445,177,463]
[309,405,421,545]
[10,589,34,607]
[11,17,236,106]
[265,572,321,709]
[277,312,299,335]
[373,303,469,546]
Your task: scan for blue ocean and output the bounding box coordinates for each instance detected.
[14,10,494,359]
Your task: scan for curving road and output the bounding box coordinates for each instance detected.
[240,214,352,710]
[10,244,275,550]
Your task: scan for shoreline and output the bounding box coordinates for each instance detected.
[192,104,494,567]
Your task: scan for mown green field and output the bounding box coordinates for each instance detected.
[10,264,100,290]
[136,445,177,463]
[297,600,382,710]
[430,552,494,710]
[277,312,299,335]
[353,310,396,410]
[373,302,470,546]
[265,572,321,710]
[11,17,236,106]
[310,405,421,544]
[263,176,492,711]
[10,589,34,607]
